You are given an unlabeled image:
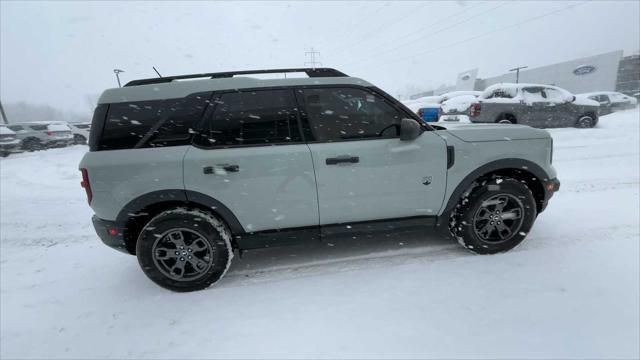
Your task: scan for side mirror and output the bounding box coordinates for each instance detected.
[400,118,422,141]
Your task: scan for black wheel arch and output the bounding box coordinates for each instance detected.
[495,113,517,123]
[115,189,244,254]
[439,158,552,227]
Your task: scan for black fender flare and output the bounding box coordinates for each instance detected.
[114,189,245,235]
[440,158,551,222]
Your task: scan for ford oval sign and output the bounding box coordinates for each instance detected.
[574,65,596,76]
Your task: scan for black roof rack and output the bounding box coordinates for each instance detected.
[124,68,348,87]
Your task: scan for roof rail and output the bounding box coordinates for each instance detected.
[124,68,348,87]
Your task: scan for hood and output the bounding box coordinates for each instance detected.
[435,123,550,142]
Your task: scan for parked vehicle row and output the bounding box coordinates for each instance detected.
[0,121,91,157]
[406,85,636,129]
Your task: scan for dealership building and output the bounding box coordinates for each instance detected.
[411,50,640,99]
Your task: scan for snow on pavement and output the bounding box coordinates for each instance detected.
[1,109,639,359]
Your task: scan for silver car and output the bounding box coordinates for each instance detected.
[6,122,74,150]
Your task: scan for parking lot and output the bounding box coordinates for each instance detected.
[1,108,638,359]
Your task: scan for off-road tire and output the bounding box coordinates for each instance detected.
[496,114,517,124]
[23,138,44,151]
[136,208,233,292]
[73,134,87,145]
[449,178,537,254]
[576,115,595,128]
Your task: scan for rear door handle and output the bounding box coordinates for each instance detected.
[326,156,359,165]
[203,164,239,174]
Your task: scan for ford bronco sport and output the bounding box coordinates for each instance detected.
[80,68,560,292]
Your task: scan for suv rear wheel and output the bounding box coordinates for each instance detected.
[136,208,233,292]
[23,138,44,151]
[496,114,517,124]
[576,115,595,128]
[449,178,536,254]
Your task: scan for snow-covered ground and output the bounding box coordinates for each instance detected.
[1,109,639,359]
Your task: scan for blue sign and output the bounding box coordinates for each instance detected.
[574,65,596,76]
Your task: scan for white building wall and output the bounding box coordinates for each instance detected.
[479,50,623,93]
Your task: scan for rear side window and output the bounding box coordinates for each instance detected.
[197,89,301,147]
[301,87,403,142]
[98,92,211,151]
[74,124,90,129]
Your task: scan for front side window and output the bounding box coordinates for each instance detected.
[543,88,568,104]
[301,87,403,142]
[522,87,547,103]
[29,125,47,131]
[7,125,23,131]
[199,89,301,147]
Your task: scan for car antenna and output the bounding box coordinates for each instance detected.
[153,66,162,78]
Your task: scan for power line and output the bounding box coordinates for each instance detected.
[350,1,483,58]
[345,2,508,67]
[329,2,430,58]
[347,1,589,68]
[318,3,389,55]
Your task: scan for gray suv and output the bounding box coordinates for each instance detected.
[80,68,560,292]
[447,83,601,128]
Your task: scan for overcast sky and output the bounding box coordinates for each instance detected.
[1,0,639,114]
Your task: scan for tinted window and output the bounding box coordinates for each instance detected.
[74,124,91,129]
[99,92,210,150]
[302,87,403,142]
[29,125,47,131]
[198,89,301,147]
[7,125,23,131]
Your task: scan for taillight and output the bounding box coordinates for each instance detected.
[80,168,92,204]
[469,103,481,117]
[46,131,54,136]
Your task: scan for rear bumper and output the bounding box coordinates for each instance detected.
[540,178,560,212]
[92,215,130,254]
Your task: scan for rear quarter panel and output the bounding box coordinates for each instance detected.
[79,146,189,221]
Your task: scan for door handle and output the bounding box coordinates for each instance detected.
[203,164,239,174]
[326,156,359,165]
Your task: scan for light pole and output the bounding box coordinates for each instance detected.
[113,69,125,87]
[0,100,8,124]
[509,66,528,84]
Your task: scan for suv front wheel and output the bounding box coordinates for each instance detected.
[136,208,233,292]
[450,178,537,254]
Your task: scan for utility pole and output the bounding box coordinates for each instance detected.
[0,100,8,124]
[509,66,528,84]
[113,69,125,87]
[304,47,322,69]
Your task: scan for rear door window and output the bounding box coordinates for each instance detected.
[29,125,47,131]
[197,89,301,147]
